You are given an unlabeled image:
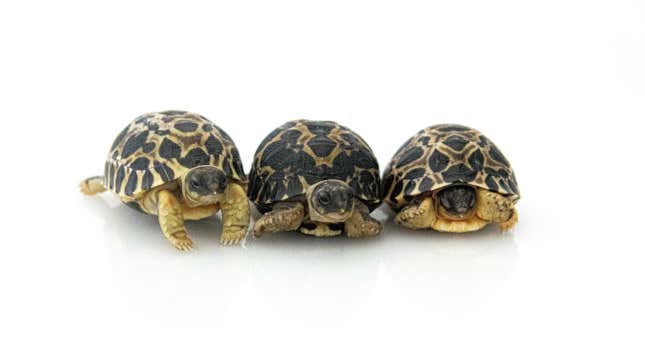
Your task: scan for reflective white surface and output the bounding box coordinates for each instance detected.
[1,0,644,361]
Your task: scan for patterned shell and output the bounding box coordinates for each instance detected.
[382,124,520,210]
[104,111,246,199]
[248,120,381,211]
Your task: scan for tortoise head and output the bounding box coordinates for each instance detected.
[182,166,227,206]
[435,184,477,220]
[306,180,355,223]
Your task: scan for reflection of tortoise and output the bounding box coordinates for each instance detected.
[248,120,382,238]
[80,111,250,250]
[383,124,520,232]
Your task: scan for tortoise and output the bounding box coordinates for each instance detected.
[382,124,520,233]
[248,120,382,238]
[80,110,250,250]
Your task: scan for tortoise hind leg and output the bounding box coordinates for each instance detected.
[80,176,106,195]
[157,189,193,251]
[345,200,382,238]
[395,196,436,230]
[252,202,304,238]
[476,188,518,231]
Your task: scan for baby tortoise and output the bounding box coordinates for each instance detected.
[382,124,520,233]
[248,120,382,238]
[80,111,250,250]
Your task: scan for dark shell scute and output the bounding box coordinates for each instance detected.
[443,135,469,151]
[154,161,175,182]
[205,135,223,156]
[468,149,485,171]
[419,176,434,192]
[159,138,182,159]
[174,122,199,132]
[142,142,156,153]
[442,163,477,183]
[121,131,149,159]
[134,115,151,124]
[485,175,498,191]
[478,135,491,147]
[306,122,334,135]
[437,125,471,132]
[129,157,150,171]
[111,125,130,151]
[508,178,519,195]
[404,168,426,180]
[160,110,187,116]
[404,180,417,195]
[286,177,303,196]
[124,173,138,196]
[178,148,210,168]
[396,147,424,168]
[230,148,246,180]
[428,150,450,172]
[115,165,126,193]
[484,167,509,179]
[261,142,296,170]
[489,144,510,166]
[308,135,337,157]
[283,129,302,144]
[141,170,154,190]
[340,133,360,146]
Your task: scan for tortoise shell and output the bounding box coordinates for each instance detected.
[248,120,381,212]
[382,124,520,211]
[104,111,246,199]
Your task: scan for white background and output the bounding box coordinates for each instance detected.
[1,1,643,362]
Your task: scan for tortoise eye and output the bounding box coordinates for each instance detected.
[319,192,331,205]
[190,179,200,189]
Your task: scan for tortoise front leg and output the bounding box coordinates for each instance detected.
[252,202,305,238]
[157,189,193,251]
[80,176,106,195]
[344,200,382,238]
[394,196,436,230]
[476,188,518,231]
[220,183,250,245]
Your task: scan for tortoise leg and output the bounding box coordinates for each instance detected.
[252,202,304,238]
[395,196,437,230]
[79,176,106,195]
[157,189,193,251]
[476,188,518,231]
[220,183,250,245]
[344,200,382,238]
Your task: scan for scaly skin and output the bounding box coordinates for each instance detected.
[252,202,305,238]
[220,183,251,245]
[395,197,436,230]
[79,176,106,195]
[344,200,382,238]
[476,188,517,230]
[157,189,193,251]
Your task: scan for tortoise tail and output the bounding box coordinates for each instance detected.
[80,176,106,195]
